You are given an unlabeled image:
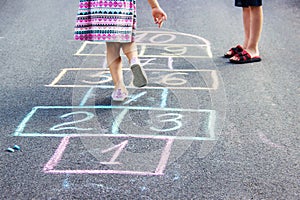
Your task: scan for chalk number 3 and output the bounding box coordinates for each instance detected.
[150,113,183,132]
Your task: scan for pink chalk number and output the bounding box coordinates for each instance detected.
[100,140,128,165]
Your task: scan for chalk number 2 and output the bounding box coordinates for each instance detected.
[50,111,94,131]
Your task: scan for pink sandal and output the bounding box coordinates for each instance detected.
[230,50,261,64]
[224,45,243,58]
[111,89,128,101]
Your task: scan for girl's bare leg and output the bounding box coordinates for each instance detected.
[121,42,139,64]
[106,42,127,93]
[122,42,148,87]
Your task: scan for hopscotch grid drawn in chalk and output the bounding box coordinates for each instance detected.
[11,30,224,176]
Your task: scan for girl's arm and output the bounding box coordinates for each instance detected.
[147,0,160,9]
[147,0,167,28]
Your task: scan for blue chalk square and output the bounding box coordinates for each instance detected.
[13,106,216,141]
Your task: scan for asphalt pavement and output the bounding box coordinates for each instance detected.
[0,0,299,199]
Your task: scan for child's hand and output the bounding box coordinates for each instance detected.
[152,7,167,28]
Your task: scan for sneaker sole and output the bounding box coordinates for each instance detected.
[111,94,127,101]
[130,64,148,87]
[112,97,126,101]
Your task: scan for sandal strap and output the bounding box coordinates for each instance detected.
[236,50,251,61]
[226,45,243,56]
[231,45,243,52]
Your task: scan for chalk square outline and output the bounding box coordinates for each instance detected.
[46,68,219,90]
[74,30,212,58]
[43,135,174,176]
[74,42,209,58]
[13,106,216,141]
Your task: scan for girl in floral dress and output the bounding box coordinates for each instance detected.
[74,0,167,101]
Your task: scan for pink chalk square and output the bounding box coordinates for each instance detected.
[43,135,174,176]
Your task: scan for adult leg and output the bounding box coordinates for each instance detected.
[242,7,251,48]
[246,6,263,57]
[224,7,250,58]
